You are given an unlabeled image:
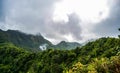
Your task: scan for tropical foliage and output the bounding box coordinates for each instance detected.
[0,37,120,73]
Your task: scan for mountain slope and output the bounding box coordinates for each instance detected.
[0,37,120,73]
[73,37,120,64]
[0,29,81,51]
[0,29,52,51]
[54,41,81,50]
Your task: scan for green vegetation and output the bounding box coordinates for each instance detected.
[54,41,81,50]
[0,29,81,51]
[0,37,120,73]
[0,29,52,52]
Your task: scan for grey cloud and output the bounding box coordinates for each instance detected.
[0,0,5,21]
[2,0,58,33]
[93,0,120,37]
[45,13,82,41]
[1,0,82,43]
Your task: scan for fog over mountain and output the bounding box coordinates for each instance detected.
[0,0,120,44]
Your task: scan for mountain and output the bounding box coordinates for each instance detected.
[0,37,120,73]
[0,29,52,51]
[54,41,81,50]
[0,29,81,51]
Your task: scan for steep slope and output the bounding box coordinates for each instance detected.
[73,37,120,64]
[0,29,82,51]
[0,29,52,51]
[54,41,81,50]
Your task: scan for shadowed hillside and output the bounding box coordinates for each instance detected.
[0,29,52,52]
[0,29,81,51]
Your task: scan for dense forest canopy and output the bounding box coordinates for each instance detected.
[0,37,120,73]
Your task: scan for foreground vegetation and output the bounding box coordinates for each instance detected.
[0,37,120,73]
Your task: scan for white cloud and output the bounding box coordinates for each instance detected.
[53,0,110,23]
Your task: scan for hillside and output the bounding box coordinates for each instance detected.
[0,37,120,73]
[0,29,81,51]
[0,29,52,51]
[54,41,81,50]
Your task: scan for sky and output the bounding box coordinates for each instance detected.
[0,0,120,44]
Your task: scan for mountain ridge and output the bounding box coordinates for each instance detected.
[0,29,52,51]
[54,41,81,50]
[0,29,81,51]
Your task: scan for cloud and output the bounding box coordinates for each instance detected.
[0,0,4,21]
[0,0,84,44]
[0,0,120,44]
[45,13,82,42]
[93,0,120,37]
[1,0,57,31]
